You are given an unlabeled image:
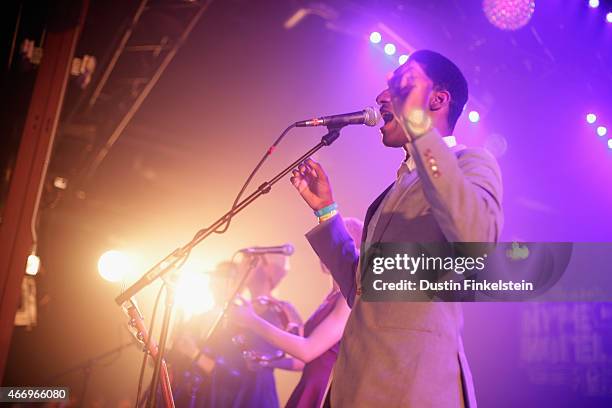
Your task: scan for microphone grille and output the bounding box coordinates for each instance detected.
[363,106,382,127]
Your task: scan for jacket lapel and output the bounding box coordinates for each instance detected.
[370,171,420,243]
[362,183,393,244]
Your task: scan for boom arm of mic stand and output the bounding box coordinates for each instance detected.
[115,125,344,306]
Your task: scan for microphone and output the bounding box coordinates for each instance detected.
[239,244,295,256]
[295,107,381,128]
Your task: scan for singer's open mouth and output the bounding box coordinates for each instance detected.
[381,111,395,124]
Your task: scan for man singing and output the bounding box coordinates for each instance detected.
[290,50,503,407]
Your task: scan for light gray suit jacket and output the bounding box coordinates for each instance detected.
[306,129,503,407]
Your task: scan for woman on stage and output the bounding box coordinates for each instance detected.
[231,217,363,408]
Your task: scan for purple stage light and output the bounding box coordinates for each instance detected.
[588,0,599,8]
[483,0,536,31]
[384,43,396,56]
[597,126,607,137]
[398,54,409,65]
[369,31,382,44]
[468,110,480,123]
[586,113,597,124]
[607,12,612,23]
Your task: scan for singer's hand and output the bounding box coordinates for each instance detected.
[290,158,334,211]
[389,63,434,138]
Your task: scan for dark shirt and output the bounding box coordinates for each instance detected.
[285,290,342,408]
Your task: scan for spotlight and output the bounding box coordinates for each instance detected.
[588,0,599,8]
[596,126,607,136]
[384,43,396,56]
[369,31,382,44]
[175,266,215,318]
[398,54,409,65]
[607,12,612,23]
[608,139,612,149]
[468,110,480,123]
[586,113,597,124]
[98,250,133,283]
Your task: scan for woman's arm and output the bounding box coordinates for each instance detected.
[257,357,305,371]
[232,296,350,363]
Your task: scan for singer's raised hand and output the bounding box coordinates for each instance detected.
[290,158,334,211]
[389,62,434,138]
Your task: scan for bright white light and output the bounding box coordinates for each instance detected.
[53,177,68,190]
[384,43,396,55]
[607,12,612,23]
[369,31,382,44]
[398,54,409,65]
[468,110,480,123]
[175,270,214,318]
[26,254,40,276]
[596,126,608,136]
[98,250,133,283]
[586,113,597,124]
[589,0,599,8]
[608,139,612,149]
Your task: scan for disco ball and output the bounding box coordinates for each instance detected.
[483,0,535,31]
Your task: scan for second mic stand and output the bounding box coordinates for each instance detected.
[117,125,345,408]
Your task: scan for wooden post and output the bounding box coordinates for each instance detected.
[0,0,88,381]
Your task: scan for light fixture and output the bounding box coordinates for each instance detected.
[384,43,396,56]
[369,31,382,44]
[98,250,133,283]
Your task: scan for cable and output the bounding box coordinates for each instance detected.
[213,123,296,234]
[169,124,297,263]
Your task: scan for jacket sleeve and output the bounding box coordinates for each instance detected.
[406,129,504,242]
[305,215,359,307]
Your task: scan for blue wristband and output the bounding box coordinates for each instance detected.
[314,202,338,217]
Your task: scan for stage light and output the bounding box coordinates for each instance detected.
[608,139,612,149]
[175,270,214,318]
[483,0,536,31]
[398,54,409,65]
[98,250,133,283]
[588,0,599,8]
[468,110,480,123]
[26,254,40,276]
[586,113,597,124]
[53,176,68,190]
[384,43,396,56]
[369,31,382,44]
[597,126,607,136]
[607,12,612,23]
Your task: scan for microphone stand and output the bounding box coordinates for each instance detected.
[203,254,260,345]
[47,342,135,404]
[116,125,345,408]
[147,283,175,408]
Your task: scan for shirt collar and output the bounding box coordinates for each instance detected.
[398,136,459,178]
